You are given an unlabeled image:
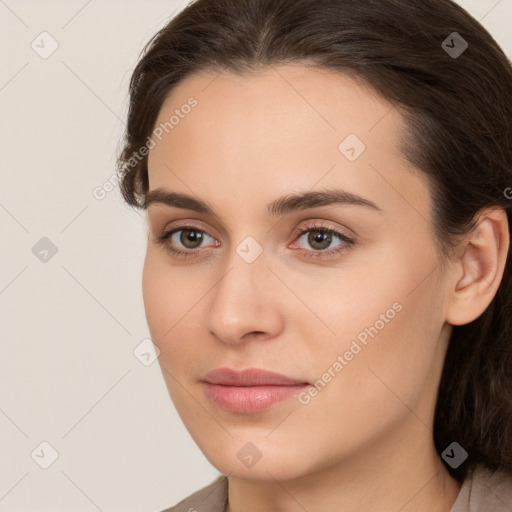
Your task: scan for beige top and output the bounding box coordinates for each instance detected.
[160,465,512,512]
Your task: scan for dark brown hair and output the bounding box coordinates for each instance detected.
[117,0,512,482]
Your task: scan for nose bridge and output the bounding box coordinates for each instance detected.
[205,239,282,344]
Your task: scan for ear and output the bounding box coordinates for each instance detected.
[445,207,510,326]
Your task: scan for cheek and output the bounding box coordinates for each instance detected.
[311,276,443,437]
[142,252,170,337]
[277,252,401,338]
[142,252,198,356]
[142,254,208,414]
[301,241,443,394]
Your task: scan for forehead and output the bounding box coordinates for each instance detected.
[151,64,402,146]
[146,64,431,220]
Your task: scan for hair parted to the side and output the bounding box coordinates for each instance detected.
[116,0,512,483]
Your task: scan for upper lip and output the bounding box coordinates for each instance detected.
[202,367,309,386]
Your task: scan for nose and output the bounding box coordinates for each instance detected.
[205,250,285,345]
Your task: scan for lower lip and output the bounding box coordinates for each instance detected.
[203,383,309,413]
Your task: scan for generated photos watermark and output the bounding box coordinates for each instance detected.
[92,97,198,200]
[297,301,403,405]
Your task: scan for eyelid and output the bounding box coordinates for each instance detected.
[291,221,354,243]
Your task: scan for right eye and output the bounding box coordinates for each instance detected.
[155,226,218,258]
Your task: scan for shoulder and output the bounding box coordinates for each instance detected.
[450,465,512,512]
[157,474,229,512]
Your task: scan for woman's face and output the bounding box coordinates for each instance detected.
[143,65,455,480]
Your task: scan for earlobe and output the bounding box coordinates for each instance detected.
[446,208,510,326]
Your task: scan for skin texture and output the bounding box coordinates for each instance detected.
[142,65,509,512]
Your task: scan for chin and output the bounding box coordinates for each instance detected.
[197,438,315,482]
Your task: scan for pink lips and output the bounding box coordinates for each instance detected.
[202,367,310,413]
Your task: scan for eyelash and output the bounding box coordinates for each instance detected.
[154,222,355,260]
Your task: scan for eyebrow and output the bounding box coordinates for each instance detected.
[143,188,383,216]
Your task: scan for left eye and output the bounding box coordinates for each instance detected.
[293,227,354,254]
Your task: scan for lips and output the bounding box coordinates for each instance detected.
[202,367,309,386]
[202,367,310,413]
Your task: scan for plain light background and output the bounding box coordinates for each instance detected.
[0,0,511,510]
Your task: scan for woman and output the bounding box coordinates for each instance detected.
[117,0,512,510]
